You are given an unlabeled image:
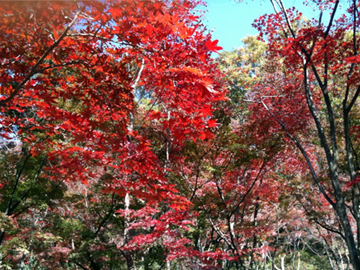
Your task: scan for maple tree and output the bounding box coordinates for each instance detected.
[247,0,360,268]
[212,21,356,269]
[0,0,225,268]
[3,0,360,268]
[157,37,336,269]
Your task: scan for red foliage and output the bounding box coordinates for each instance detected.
[0,0,225,262]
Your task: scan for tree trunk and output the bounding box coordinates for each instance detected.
[335,203,360,270]
[123,251,136,270]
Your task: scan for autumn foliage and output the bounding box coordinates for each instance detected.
[0,0,226,268]
[1,0,360,269]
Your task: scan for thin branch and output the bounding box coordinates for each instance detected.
[296,196,344,239]
[74,262,90,270]
[302,65,337,184]
[269,0,290,39]
[324,0,340,39]
[66,33,111,41]
[5,153,31,216]
[318,8,323,29]
[310,63,338,164]
[93,193,116,236]
[0,11,81,106]
[230,161,266,217]
[274,0,296,38]
[314,219,345,240]
[259,99,335,207]
[215,181,227,209]
[34,60,85,74]
[206,214,235,250]
[9,157,46,215]
[132,58,145,89]
[346,85,360,113]
[353,0,358,56]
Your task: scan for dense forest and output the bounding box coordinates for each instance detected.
[1,0,360,269]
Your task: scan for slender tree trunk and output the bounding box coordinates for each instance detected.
[122,192,136,270]
[335,199,360,270]
[123,251,136,270]
[324,243,335,270]
[339,248,345,270]
[297,251,301,270]
[344,108,360,250]
[301,63,360,270]
[280,255,285,270]
[0,231,4,246]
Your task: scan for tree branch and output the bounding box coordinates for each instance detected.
[0,11,80,107]
[324,0,340,39]
[259,99,335,207]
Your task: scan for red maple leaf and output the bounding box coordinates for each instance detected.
[205,39,223,53]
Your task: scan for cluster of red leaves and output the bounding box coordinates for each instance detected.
[0,0,225,261]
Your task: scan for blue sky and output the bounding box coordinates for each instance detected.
[199,0,327,52]
[199,0,274,51]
